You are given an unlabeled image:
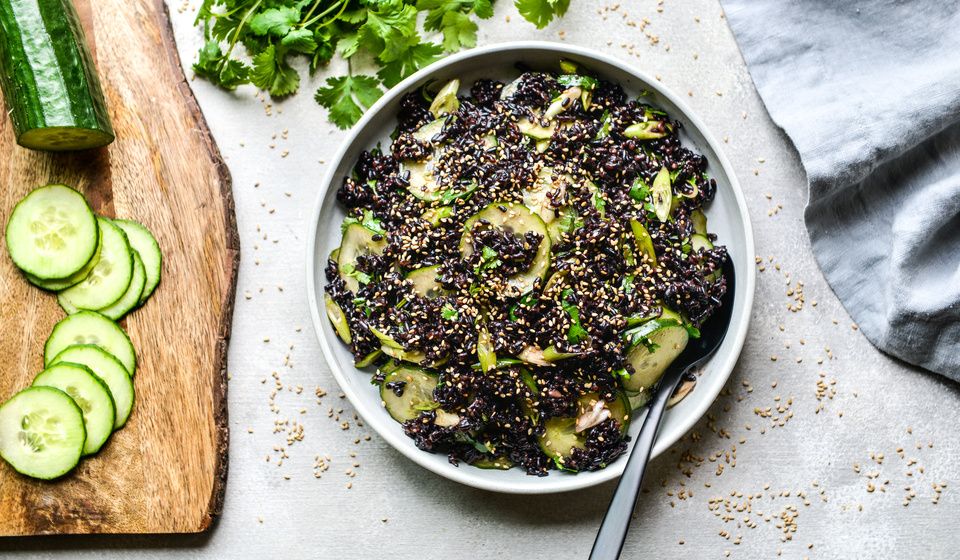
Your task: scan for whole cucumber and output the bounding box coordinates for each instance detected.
[0,0,114,151]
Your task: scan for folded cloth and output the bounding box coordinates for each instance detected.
[719,0,960,378]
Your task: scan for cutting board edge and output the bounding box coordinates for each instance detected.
[157,0,239,533]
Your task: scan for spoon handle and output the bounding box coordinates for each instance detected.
[588,364,689,560]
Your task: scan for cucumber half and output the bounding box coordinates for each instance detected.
[5,184,99,280]
[113,219,162,305]
[50,345,135,429]
[32,363,115,456]
[380,366,439,423]
[44,311,136,376]
[98,251,146,320]
[0,386,85,479]
[459,202,551,293]
[0,0,114,151]
[58,218,134,312]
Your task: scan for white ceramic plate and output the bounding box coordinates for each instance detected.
[306,42,755,494]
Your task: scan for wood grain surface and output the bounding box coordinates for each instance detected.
[0,0,238,535]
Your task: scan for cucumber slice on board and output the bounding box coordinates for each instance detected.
[4,184,99,280]
[25,227,102,291]
[44,311,136,376]
[379,366,438,423]
[337,224,387,293]
[113,219,161,304]
[0,386,85,479]
[32,363,115,456]
[58,218,133,312]
[50,345,134,429]
[0,0,114,151]
[459,202,551,293]
[98,251,146,320]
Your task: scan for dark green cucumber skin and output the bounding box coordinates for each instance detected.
[0,0,114,150]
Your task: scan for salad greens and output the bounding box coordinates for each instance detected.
[193,0,572,128]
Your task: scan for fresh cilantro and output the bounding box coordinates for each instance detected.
[194,0,574,128]
[342,210,386,235]
[629,177,651,202]
[591,189,607,219]
[475,245,501,275]
[441,304,459,320]
[250,44,299,96]
[515,0,570,29]
[557,208,584,235]
[561,288,589,344]
[340,262,371,285]
[621,275,634,293]
[595,110,612,140]
[509,291,537,321]
[352,296,372,317]
[611,367,630,379]
[315,74,383,129]
[557,74,598,90]
[438,181,479,205]
[684,323,701,339]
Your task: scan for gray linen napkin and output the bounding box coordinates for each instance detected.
[719,0,960,378]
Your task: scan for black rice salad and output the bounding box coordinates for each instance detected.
[324,61,728,476]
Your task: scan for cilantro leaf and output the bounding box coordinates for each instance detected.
[360,1,420,63]
[440,11,478,51]
[515,0,570,29]
[377,42,444,88]
[561,288,589,344]
[342,210,386,235]
[629,177,651,202]
[315,74,383,129]
[249,6,301,37]
[250,45,300,96]
[441,304,459,320]
[281,28,318,53]
[340,262,372,285]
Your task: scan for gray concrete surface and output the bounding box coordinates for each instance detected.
[3,1,958,558]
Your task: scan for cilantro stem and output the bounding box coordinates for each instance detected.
[300,0,347,29]
[223,0,263,61]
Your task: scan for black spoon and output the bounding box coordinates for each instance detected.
[590,260,737,560]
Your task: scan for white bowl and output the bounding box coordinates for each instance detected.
[306,42,755,494]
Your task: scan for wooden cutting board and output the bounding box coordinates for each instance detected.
[0,0,238,535]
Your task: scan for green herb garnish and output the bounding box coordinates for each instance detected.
[193,0,573,128]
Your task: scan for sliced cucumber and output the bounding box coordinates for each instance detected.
[651,166,672,222]
[428,79,459,117]
[113,219,162,304]
[405,265,445,298]
[412,117,446,143]
[49,345,134,429]
[324,294,352,344]
[691,209,708,236]
[44,311,136,376]
[5,184,99,280]
[690,233,713,253]
[517,117,556,140]
[630,219,657,267]
[459,202,551,293]
[0,386,85,479]
[58,218,133,312]
[623,319,689,393]
[355,349,382,368]
[337,224,387,293]
[25,226,102,291]
[538,392,630,468]
[32,363,115,455]
[97,251,145,320]
[472,456,514,470]
[379,366,439,423]
[523,167,570,224]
